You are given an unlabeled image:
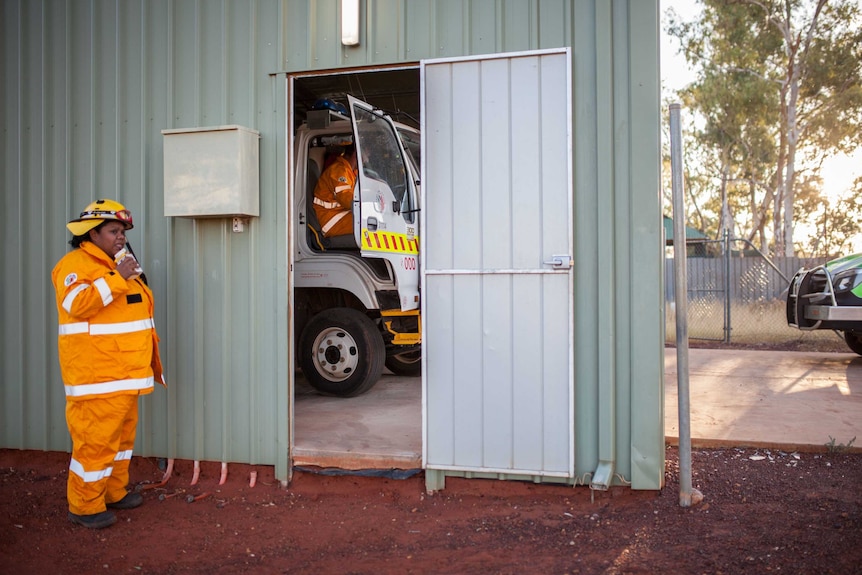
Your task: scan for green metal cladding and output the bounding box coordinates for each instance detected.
[0,0,662,488]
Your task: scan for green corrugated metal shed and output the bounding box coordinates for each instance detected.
[0,0,664,490]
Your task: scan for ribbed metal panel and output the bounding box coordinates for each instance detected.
[0,0,291,478]
[423,50,574,478]
[1,0,663,489]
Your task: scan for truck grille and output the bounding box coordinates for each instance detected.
[804,271,832,303]
[808,271,828,292]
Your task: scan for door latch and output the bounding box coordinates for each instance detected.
[543,254,573,268]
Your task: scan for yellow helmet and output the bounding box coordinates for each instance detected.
[66,199,134,236]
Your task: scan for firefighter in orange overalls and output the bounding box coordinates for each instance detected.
[313,143,359,238]
[52,199,166,529]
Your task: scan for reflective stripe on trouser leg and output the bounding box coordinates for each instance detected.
[105,401,139,505]
[321,210,352,237]
[65,395,139,515]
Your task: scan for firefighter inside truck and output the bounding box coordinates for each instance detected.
[312,142,359,241]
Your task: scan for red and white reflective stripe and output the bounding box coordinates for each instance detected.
[65,376,155,398]
[69,457,113,483]
[321,210,350,235]
[59,318,154,336]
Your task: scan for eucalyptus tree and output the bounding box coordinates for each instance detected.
[667,0,862,256]
[801,175,862,257]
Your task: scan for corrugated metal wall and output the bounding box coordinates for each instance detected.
[0,0,291,476]
[1,0,663,488]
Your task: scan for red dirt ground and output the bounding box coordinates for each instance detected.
[1,447,860,574]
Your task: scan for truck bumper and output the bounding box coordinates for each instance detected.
[804,305,862,322]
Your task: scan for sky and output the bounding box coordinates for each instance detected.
[659,0,861,251]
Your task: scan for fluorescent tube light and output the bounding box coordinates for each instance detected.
[341,0,360,46]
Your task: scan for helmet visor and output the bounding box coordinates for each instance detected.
[78,207,134,229]
[66,205,134,236]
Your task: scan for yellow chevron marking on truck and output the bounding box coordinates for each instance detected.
[361,229,419,255]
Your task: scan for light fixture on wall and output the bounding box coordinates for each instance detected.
[341,0,360,46]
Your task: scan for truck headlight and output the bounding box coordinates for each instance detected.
[833,269,862,293]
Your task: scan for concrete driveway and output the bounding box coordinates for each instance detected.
[294,348,862,470]
[665,348,862,452]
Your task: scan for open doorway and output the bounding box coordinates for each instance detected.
[287,66,423,471]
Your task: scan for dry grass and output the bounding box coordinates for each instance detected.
[665,298,849,352]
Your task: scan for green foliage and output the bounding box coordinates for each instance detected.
[664,0,862,255]
[800,190,862,257]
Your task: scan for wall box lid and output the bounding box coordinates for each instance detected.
[162,125,260,218]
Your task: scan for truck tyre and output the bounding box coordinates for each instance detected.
[385,350,422,377]
[299,308,385,397]
[844,331,862,356]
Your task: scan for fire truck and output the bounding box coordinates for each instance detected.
[293,96,422,396]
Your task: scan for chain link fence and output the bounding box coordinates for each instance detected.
[665,238,848,350]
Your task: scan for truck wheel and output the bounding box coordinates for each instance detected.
[844,331,862,356]
[299,308,385,397]
[385,350,422,377]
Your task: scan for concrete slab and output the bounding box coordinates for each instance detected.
[293,349,862,470]
[293,373,422,470]
[665,348,862,452]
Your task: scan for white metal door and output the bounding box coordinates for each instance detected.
[421,49,574,478]
[348,95,421,311]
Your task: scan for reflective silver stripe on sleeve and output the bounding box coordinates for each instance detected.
[94,277,113,306]
[89,318,155,335]
[59,322,89,335]
[313,197,341,209]
[65,376,155,397]
[114,450,133,461]
[69,457,113,483]
[321,210,350,234]
[62,283,90,313]
[334,184,352,194]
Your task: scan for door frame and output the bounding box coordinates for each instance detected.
[285,66,421,474]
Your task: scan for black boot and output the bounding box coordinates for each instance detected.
[68,510,117,529]
[107,492,144,509]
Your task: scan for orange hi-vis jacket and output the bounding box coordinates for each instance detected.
[52,241,165,400]
[313,155,357,237]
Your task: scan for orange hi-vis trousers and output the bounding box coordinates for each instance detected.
[65,394,139,515]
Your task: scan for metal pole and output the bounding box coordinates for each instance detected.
[724,229,731,343]
[669,104,702,507]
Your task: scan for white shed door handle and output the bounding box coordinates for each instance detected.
[543,254,573,268]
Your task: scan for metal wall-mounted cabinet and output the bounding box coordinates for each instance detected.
[163,125,261,218]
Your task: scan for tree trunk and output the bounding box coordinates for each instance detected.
[783,66,800,257]
[720,154,732,243]
[773,125,787,257]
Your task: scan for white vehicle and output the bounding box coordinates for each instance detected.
[293,96,422,396]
